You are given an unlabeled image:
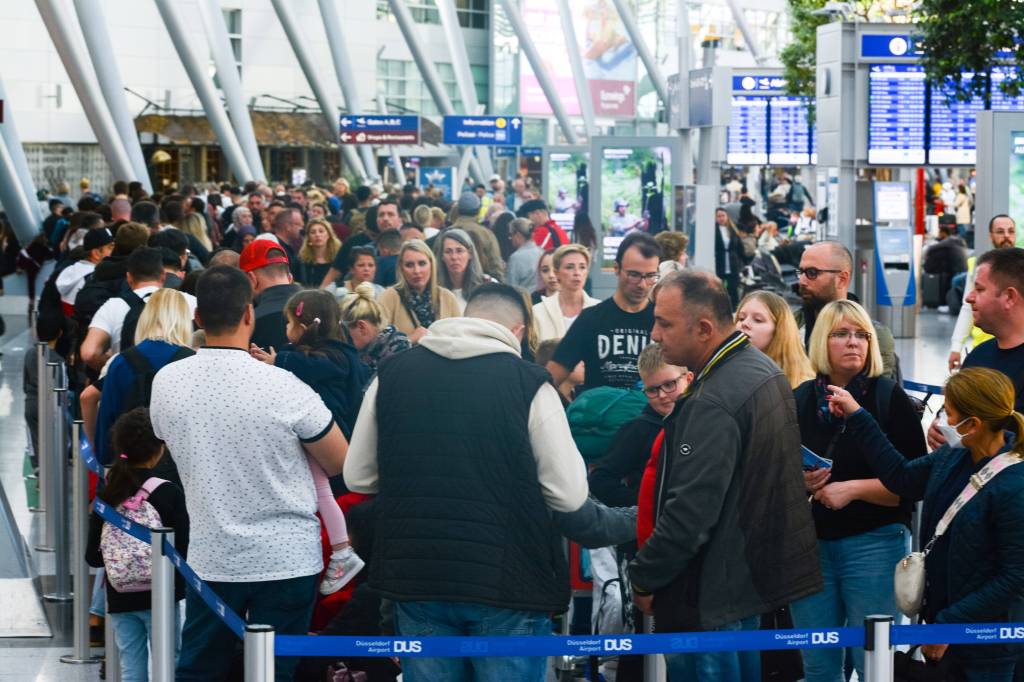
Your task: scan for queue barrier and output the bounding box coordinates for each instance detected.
[73,399,1024,682]
[903,380,944,397]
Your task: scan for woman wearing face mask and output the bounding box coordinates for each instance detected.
[735,291,813,389]
[827,367,1024,681]
[531,251,559,305]
[790,299,927,682]
[377,239,459,343]
[533,244,600,342]
[436,228,492,313]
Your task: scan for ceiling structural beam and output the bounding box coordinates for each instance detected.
[554,0,597,139]
[609,0,669,104]
[0,76,42,227]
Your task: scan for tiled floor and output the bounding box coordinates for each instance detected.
[0,306,956,681]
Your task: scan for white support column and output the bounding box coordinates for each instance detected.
[154,0,253,182]
[72,0,153,192]
[270,0,368,182]
[677,0,694,184]
[0,76,43,226]
[0,135,42,245]
[34,0,137,185]
[198,0,266,182]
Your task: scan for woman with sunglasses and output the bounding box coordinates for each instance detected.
[789,300,927,682]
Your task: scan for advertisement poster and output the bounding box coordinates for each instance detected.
[1011,132,1024,230]
[547,151,589,238]
[599,146,672,268]
[520,0,637,118]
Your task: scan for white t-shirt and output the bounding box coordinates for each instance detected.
[563,313,579,330]
[56,260,96,305]
[89,285,197,355]
[150,348,334,582]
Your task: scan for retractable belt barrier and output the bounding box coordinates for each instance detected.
[80,425,1024,664]
[903,380,944,396]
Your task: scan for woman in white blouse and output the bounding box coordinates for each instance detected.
[533,244,600,342]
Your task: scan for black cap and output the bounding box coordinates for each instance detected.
[83,227,113,251]
[516,199,547,218]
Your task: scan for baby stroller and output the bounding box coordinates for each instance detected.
[740,248,790,299]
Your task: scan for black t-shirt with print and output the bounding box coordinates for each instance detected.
[552,297,654,392]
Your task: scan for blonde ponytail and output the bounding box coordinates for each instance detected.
[1008,411,1024,457]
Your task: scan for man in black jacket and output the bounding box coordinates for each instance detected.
[629,270,821,680]
[241,239,300,352]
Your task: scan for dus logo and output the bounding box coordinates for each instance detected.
[459,641,489,654]
[604,638,633,652]
[394,640,423,654]
[1000,627,1024,639]
[812,632,840,645]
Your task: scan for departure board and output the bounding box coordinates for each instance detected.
[727,96,768,164]
[868,65,926,164]
[768,96,811,165]
[929,76,985,165]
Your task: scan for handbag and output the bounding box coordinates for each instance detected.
[894,645,953,681]
[894,452,1023,617]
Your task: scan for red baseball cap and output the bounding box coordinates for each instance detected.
[239,237,290,273]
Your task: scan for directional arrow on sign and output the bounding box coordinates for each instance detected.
[425,169,445,183]
[511,118,521,129]
[356,117,366,126]
[341,117,352,127]
[340,132,351,142]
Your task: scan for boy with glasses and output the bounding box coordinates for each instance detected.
[547,233,663,392]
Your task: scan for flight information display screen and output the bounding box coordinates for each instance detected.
[726,96,769,164]
[768,96,811,165]
[929,81,985,165]
[868,65,926,164]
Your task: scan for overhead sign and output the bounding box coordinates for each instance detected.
[421,167,456,199]
[494,146,518,158]
[338,114,420,144]
[867,65,926,165]
[732,75,787,92]
[521,146,543,157]
[443,116,523,145]
[860,34,923,59]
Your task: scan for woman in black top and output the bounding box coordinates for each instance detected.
[86,408,189,681]
[789,300,926,682]
[294,218,340,286]
[713,208,745,307]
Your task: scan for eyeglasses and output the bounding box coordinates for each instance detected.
[829,329,872,342]
[625,270,660,284]
[796,267,842,281]
[643,374,686,398]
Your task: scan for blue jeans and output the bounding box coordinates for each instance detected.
[90,569,106,617]
[109,604,181,682]
[665,616,761,682]
[176,573,318,682]
[394,600,551,682]
[789,523,908,682]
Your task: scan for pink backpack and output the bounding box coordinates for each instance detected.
[99,477,168,593]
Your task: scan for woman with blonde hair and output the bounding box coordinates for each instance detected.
[295,217,341,286]
[735,291,813,388]
[377,240,460,343]
[790,299,926,682]
[94,288,195,465]
[827,366,1024,680]
[533,244,600,341]
[177,212,213,253]
[340,281,411,372]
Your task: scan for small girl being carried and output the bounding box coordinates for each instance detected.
[251,289,371,594]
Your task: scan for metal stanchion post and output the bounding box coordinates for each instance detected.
[37,361,60,551]
[105,614,123,682]
[61,421,102,664]
[29,343,49,516]
[151,528,176,682]
[642,615,667,682]
[864,615,895,682]
[245,624,275,682]
[44,382,72,602]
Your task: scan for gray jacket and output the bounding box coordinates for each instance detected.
[629,341,822,631]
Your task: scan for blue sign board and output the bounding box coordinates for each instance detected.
[338,114,420,144]
[860,34,922,59]
[495,146,518,158]
[521,146,543,157]
[443,116,523,145]
[732,75,787,92]
[420,167,456,199]
[868,65,926,165]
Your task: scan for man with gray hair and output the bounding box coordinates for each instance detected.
[629,269,821,680]
[344,282,633,681]
[795,240,898,379]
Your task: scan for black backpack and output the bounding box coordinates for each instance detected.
[118,345,195,415]
[118,290,149,352]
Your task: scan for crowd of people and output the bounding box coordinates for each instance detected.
[8,170,1024,682]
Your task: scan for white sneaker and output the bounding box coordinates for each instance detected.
[320,547,365,595]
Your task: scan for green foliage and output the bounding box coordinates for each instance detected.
[914,0,1024,104]
[780,0,833,101]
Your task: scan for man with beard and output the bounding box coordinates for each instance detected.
[793,241,897,380]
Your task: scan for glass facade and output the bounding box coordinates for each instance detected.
[377,59,489,115]
[376,0,489,29]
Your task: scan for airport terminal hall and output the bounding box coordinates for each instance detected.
[4,1,1024,681]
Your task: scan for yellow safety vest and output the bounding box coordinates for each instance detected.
[965,256,994,349]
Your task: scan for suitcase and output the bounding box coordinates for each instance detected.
[922,272,943,309]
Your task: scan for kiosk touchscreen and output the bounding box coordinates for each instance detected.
[873,181,917,338]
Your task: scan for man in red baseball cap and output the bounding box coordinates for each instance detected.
[240,238,300,352]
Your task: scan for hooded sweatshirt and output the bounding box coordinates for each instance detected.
[344,316,589,513]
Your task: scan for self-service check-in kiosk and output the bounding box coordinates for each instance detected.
[872,181,917,338]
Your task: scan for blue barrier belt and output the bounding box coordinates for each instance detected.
[894,623,1024,646]
[904,380,944,396]
[91,478,247,639]
[79,432,102,475]
[274,627,864,658]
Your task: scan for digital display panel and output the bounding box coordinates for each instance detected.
[768,96,811,165]
[726,96,768,164]
[868,65,926,164]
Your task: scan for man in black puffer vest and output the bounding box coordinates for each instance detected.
[345,283,634,682]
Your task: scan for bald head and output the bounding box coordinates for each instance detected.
[806,241,853,273]
[798,240,853,307]
[110,198,131,222]
[209,249,240,269]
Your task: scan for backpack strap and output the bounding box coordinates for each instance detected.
[138,477,168,500]
[121,345,154,376]
[168,346,196,363]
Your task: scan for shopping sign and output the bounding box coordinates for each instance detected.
[339,114,420,144]
[443,116,523,145]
